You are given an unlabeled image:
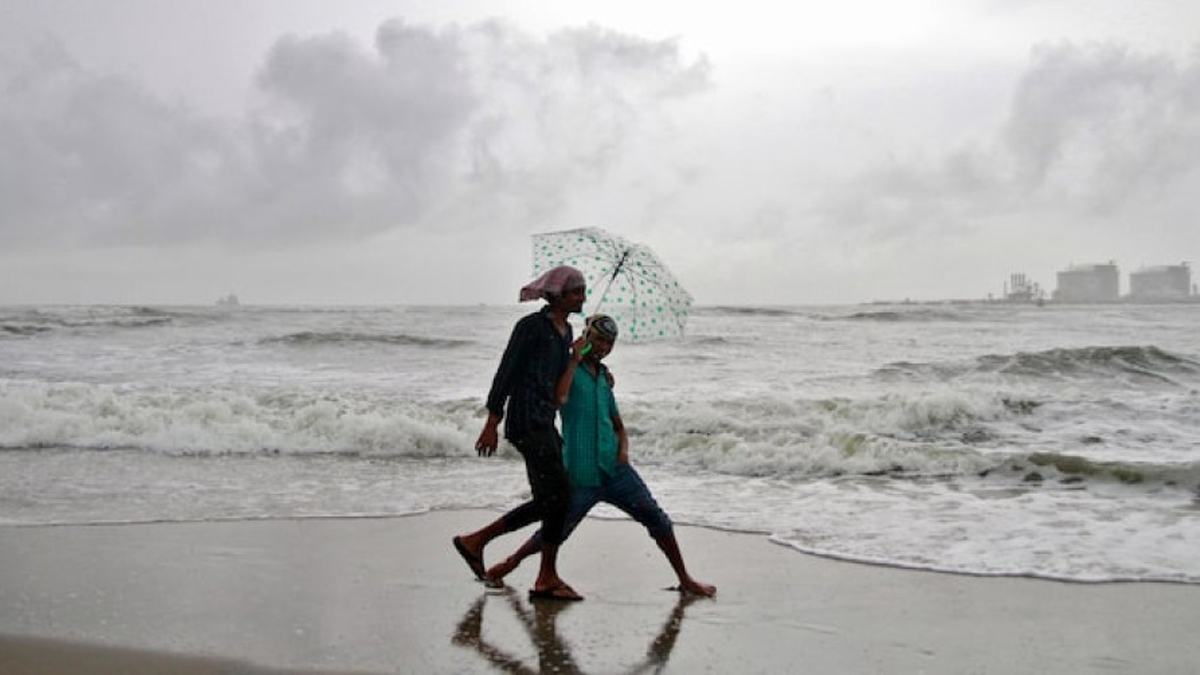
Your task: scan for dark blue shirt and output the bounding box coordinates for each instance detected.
[486,307,573,441]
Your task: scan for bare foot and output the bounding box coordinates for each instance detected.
[677,578,716,597]
[529,581,584,601]
[485,555,520,583]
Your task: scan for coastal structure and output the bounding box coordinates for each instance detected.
[994,261,1197,304]
[1003,273,1044,303]
[1053,262,1119,303]
[1129,263,1191,300]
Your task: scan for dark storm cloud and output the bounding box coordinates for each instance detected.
[0,39,239,248]
[812,41,1200,243]
[0,20,709,250]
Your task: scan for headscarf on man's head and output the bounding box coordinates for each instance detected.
[519,266,586,302]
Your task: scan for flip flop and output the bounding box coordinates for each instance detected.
[452,536,486,580]
[528,583,584,602]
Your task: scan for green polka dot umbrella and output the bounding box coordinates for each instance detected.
[530,227,693,341]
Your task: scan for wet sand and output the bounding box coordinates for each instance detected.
[2,510,1198,674]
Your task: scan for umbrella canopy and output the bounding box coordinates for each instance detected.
[531,227,693,341]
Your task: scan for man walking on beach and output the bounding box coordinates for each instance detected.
[453,266,587,601]
[486,314,716,597]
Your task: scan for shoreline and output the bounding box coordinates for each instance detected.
[9,507,1197,587]
[12,514,1200,587]
[3,510,1200,674]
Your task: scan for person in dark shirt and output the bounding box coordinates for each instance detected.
[453,265,587,601]
[484,314,716,597]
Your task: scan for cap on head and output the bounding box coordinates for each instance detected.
[585,313,618,341]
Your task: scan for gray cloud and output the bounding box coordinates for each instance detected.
[0,38,236,249]
[1004,41,1200,210]
[440,22,710,230]
[807,41,1200,248]
[0,19,710,251]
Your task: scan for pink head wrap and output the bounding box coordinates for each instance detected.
[519,266,586,302]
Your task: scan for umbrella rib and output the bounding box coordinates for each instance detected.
[593,249,630,312]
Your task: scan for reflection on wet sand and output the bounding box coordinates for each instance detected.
[452,589,701,674]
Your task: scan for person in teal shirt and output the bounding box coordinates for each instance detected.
[486,314,716,597]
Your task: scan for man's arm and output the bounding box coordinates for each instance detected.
[613,414,629,465]
[475,411,503,457]
[555,336,587,408]
[485,319,532,416]
[477,318,532,456]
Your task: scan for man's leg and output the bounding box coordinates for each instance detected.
[452,499,540,580]
[488,486,601,582]
[604,464,715,597]
[517,430,581,599]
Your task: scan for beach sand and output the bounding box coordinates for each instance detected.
[2,510,1198,674]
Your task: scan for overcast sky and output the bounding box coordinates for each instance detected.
[2,1,1199,305]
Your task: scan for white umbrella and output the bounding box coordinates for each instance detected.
[531,227,693,341]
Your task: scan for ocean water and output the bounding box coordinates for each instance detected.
[2,303,1198,583]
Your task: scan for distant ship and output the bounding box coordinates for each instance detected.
[215,293,240,307]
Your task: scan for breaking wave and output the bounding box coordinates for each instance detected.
[0,306,182,336]
[703,306,800,318]
[879,345,1200,385]
[1,323,53,337]
[977,345,1200,381]
[6,379,1194,492]
[0,380,481,458]
[840,308,977,323]
[261,331,475,349]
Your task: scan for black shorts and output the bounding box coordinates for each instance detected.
[504,428,571,545]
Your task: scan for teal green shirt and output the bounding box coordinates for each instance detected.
[560,363,620,488]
